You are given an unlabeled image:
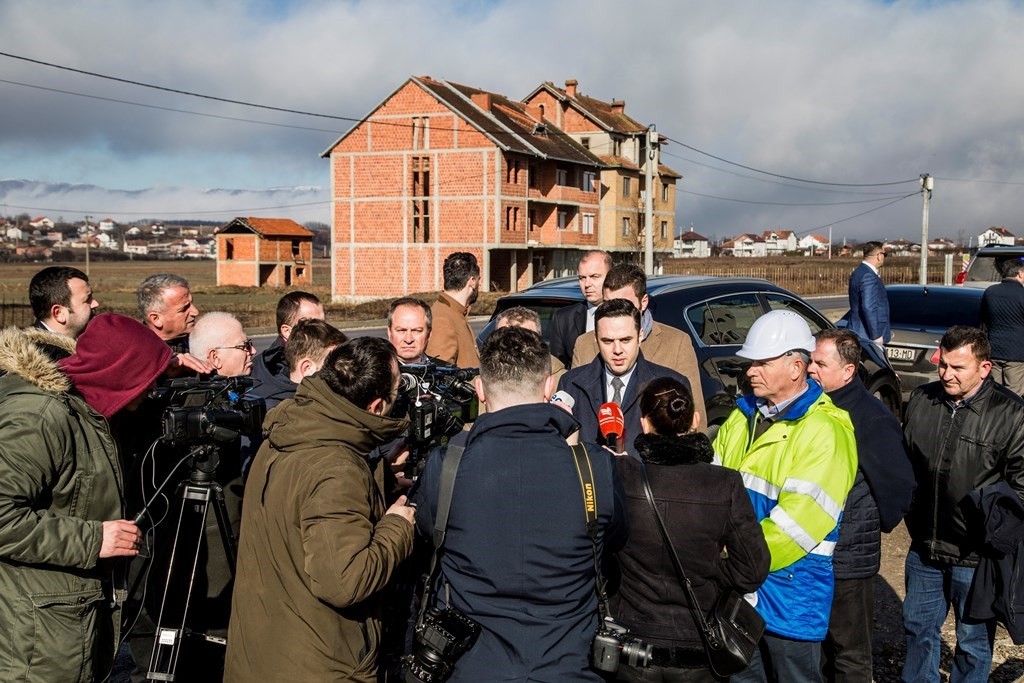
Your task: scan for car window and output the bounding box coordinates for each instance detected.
[685,294,761,346]
[887,290,982,327]
[966,256,1001,284]
[764,293,830,334]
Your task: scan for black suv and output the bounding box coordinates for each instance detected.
[479,275,903,432]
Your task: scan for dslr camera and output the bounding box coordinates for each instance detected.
[591,616,653,674]
[150,376,266,449]
[403,605,481,683]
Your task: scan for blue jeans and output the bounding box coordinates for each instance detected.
[902,549,995,683]
[730,633,822,683]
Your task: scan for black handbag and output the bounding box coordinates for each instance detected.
[638,464,765,678]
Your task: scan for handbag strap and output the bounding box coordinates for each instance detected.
[637,462,717,642]
[568,444,612,621]
[416,436,467,626]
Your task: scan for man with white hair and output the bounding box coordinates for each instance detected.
[713,311,857,683]
[189,312,254,378]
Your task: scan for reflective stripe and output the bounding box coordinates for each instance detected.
[781,478,844,522]
[809,540,836,556]
[741,472,780,501]
[769,507,818,552]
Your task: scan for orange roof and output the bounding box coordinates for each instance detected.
[219,217,313,238]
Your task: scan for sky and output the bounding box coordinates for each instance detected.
[1,0,1023,244]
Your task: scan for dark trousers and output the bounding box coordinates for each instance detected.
[731,633,823,683]
[617,662,721,682]
[821,577,873,683]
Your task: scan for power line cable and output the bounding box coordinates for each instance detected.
[794,191,920,236]
[933,176,1024,186]
[680,189,910,207]
[0,78,347,134]
[662,134,919,187]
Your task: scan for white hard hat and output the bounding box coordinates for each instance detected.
[737,310,816,361]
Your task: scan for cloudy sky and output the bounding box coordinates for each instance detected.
[1,0,1022,243]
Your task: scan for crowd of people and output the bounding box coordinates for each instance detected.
[0,247,1022,683]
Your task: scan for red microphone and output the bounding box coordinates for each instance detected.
[598,402,625,452]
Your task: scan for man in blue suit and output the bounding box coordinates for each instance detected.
[558,298,689,457]
[847,241,891,345]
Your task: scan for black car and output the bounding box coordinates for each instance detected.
[479,275,903,432]
[840,284,985,403]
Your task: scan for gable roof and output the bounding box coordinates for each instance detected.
[217,217,313,238]
[677,231,709,241]
[322,76,605,168]
[524,81,648,134]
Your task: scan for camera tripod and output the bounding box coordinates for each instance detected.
[140,443,237,682]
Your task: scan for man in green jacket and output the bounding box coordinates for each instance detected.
[225,337,416,682]
[0,314,174,682]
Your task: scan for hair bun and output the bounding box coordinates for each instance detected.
[668,397,687,415]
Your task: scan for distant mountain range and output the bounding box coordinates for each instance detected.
[0,179,329,223]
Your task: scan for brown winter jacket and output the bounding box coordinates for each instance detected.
[425,291,480,369]
[224,375,413,682]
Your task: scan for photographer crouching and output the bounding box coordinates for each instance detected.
[0,314,173,682]
[410,326,627,681]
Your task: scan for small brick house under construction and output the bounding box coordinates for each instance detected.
[216,217,314,287]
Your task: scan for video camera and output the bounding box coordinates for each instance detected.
[150,376,267,450]
[397,363,479,476]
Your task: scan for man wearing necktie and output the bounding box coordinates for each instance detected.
[558,298,689,457]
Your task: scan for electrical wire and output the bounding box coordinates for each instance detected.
[662,135,920,187]
[680,189,910,207]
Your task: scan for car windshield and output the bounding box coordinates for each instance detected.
[888,289,982,327]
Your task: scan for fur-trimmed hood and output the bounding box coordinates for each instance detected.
[0,326,76,393]
[632,431,715,466]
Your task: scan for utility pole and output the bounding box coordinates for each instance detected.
[918,174,933,285]
[828,225,833,260]
[84,215,91,277]
[644,125,657,274]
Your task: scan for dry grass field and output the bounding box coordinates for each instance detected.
[0,255,953,331]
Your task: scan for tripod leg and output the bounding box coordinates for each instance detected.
[146,482,213,682]
[209,482,237,576]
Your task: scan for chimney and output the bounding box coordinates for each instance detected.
[565,79,578,97]
[611,99,625,114]
[527,103,544,121]
[471,92,492,112]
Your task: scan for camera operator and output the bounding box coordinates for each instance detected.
[0,314,172,682]
[388,297,434,365]
[226,337,416,682]
[412,326,626,681]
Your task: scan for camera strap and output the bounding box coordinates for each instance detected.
[416,434,468,627]
[568,444,612,621]
[637,463,716,643]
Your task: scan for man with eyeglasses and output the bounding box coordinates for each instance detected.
[847,241,890,346]
[189,312,255,378]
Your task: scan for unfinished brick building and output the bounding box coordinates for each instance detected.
[322,77,679,299]
[215,216,314,287]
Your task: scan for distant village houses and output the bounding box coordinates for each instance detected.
[978,226,1015,247]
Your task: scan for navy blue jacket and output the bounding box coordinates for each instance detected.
[827,376,915,578]
[848,263,890,344]
[413,404,627,682]
[549,301,588,370]
[558,352,689,458]
[981,279,1024,362]
[965,480,1024,644]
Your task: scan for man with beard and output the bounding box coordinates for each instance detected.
[426,252,481,369]
[29,265,100,339]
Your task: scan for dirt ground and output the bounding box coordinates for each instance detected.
[873,524,1024,682]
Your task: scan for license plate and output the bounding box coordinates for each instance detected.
[886,346,917,362]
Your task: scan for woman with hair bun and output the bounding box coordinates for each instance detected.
[610,377,770,681]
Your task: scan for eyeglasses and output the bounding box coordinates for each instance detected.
[215,339,255,354]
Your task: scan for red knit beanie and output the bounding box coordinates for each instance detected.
[59,313,173,419]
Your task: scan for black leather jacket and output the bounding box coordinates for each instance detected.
[903,378,1024,565]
